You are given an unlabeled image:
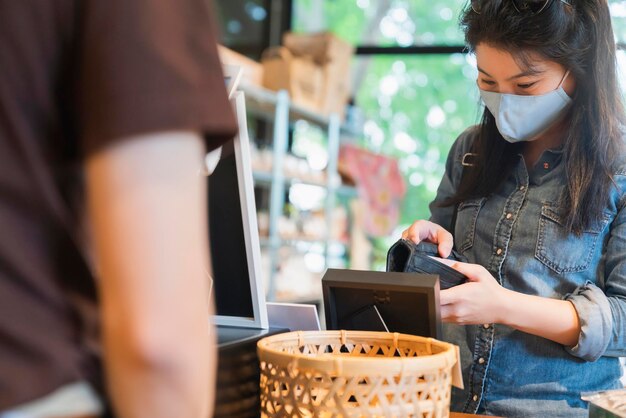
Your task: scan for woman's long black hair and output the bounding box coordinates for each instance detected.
[444,0,625,234]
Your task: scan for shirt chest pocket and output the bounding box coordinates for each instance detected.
[535,203,610,274]
[455,198,485,254]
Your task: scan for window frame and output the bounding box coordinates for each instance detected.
[286,1,625,56]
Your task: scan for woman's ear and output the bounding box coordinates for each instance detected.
[563,72,577,98]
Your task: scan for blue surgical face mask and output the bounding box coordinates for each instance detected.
[479,71,572,143]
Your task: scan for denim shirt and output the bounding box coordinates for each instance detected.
[429,127,626,418]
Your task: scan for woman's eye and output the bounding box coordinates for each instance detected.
[480,79,496,86]
[517,82,537,89]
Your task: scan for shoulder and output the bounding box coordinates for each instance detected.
[445,125,480,168]
[440,125,480,189]
[452,125,479,154]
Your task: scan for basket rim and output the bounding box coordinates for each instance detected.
[257,330,458,376]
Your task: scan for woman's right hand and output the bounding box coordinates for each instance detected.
[401,220,454,258]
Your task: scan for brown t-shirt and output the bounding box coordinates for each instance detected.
[0,0,237,409]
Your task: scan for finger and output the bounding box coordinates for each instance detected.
[406,221,454,254]
[440,304,456,322]
[435,228,454,258]
[440,304,466,324]
[439,287,462,306]
[405,221,425,244]
[449,262,487,282]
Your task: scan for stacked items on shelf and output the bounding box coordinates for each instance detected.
[250,109,354,303]
[256,204,349,244]
[219,33,357,304]
[218,31,354,121]
[257,203,351,304]
[250,144,327,186]
[262,32,354,119]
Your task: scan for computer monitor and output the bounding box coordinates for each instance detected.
[208,90,268,329]
[223,65,243,99]
[322,269,441,338]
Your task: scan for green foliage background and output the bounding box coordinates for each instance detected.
[293,0,480,229]
[293,0,626,230]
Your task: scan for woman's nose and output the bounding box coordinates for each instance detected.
[497,84,516,94]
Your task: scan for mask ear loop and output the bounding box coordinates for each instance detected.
[557,70,570,89]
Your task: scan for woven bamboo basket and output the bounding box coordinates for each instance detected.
[257,330,461,418]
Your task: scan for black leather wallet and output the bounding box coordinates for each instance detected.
[386,239,467,289]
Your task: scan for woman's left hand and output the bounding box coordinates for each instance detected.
[440,261,511,325]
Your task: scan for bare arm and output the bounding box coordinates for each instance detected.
[86,131,215,418]
[497,288,580,346]
[441,262,580,346]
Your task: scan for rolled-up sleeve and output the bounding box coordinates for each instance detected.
[564,281,613,361]
[565,188,626,361]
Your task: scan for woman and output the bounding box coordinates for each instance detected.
[402,0,626,416]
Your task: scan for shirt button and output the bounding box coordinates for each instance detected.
[496,248,503,255]
[483,323,490,329]
[506,213,513,219]
[473,395,479,402]
[478,357,485,364]
[543,162,550,169]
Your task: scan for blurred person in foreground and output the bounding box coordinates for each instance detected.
[0,1,236,417]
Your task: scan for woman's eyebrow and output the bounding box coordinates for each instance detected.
[507,68,544,80]
[477,66,544,80]
[477,66,492,77]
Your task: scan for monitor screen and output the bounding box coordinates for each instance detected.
[208,91,267,329]
[322,269,441,339]
[209,140,255,318]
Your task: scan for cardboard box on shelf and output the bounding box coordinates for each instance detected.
[283,32,354,118]
[217,45,264,87]
[260,32,354,119]
[283,32,354,66]
[262,47,323,112]
[318,57,352,118]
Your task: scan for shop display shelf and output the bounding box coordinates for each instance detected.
[242,85,359,302]
[241,84,359,136]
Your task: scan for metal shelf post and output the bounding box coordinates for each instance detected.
[266,90,290,301]
[324,113,341,267]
